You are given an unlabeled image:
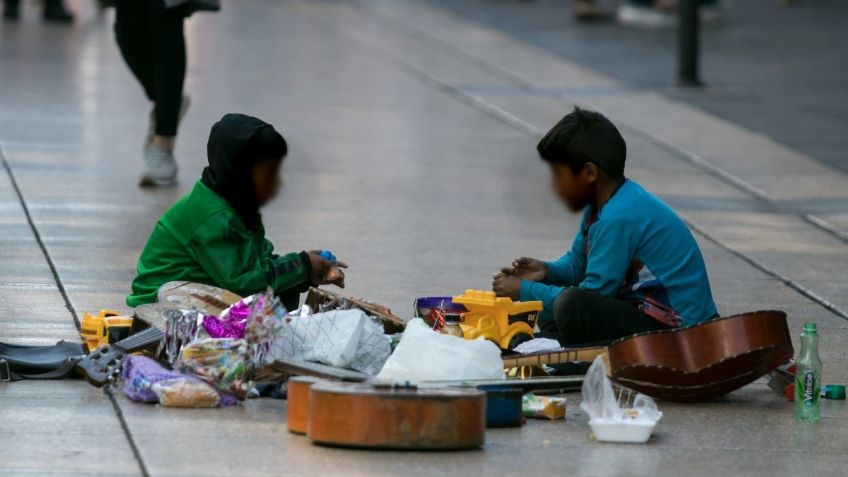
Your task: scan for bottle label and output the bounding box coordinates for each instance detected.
[798,371,819,407]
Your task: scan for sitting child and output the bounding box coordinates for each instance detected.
[493,107,716,345]
[127,113,345,310]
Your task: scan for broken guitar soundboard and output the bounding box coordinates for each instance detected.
[304,288,406,334]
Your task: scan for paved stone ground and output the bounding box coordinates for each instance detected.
[1,0,847,476]
[422,0,848,174]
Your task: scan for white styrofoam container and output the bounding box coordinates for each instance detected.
[589,415,661,443]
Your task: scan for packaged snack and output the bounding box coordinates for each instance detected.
[151,378,220,408]
[522,393,566,420]
[177,338,250,399]
[121,355,236,407]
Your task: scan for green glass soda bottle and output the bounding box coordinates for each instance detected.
[794,322,822,422]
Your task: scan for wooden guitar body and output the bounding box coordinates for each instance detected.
[307,382,486,450]
[287,376,323,435]
[608,310,793,402]
[132,281,242,330]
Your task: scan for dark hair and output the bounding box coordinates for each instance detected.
[537,107,626,178]
[246,126,288,163]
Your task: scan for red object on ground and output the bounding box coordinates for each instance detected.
[785,383,795,401]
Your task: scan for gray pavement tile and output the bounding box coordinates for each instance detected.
[0,382,141,477]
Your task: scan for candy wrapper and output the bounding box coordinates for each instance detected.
[201,296,254,339]
[522,393,566,420]
[177,338,250,399]
[244,291,285,370]
[158,309,201,365]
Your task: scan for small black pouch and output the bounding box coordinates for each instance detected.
[0,340,85,381]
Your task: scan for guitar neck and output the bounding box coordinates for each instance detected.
[114,327,164,352]
[502,346,606,369]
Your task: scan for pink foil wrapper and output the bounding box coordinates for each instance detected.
[202,301,250,338]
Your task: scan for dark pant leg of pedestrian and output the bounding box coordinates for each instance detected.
[551,288,669,346]
[149,2,186,136]
[114,0,185,136]
[114,0,187,186]
[115,0,156,100]
[3,0,20,19]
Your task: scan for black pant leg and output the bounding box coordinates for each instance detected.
[551,288,669,346]
[149,1,186,136]
[114,0,156,101]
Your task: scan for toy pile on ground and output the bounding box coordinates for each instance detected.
[121,291,279,407]
[119,286,406,407]
[84,284,808,449]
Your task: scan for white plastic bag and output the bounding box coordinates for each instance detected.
[580,355,661,443]
[513,337,561,355]
[377,318,503,382]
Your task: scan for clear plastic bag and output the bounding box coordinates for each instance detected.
[177,338,250,399]
[580,355,624,420]
[580,355,661,443]
[151,378,220,408]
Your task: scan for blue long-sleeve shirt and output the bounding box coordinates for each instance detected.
[521,179,717,327]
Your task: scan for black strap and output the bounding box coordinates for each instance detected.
[1,357,81,382]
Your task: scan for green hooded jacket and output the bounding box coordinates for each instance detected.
[126,180,310,307]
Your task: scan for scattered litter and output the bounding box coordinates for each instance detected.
[177,338,251,399]
[202,298,252,338]
[269,308,391,376]
[581,356,661,443]
[160,309,201,364]
[479,386,523,428]
[377,318,503,382]
[823,384,846,400]
[122,355,235,407]
[152,378,221,408]
[513,338,562,355]
[522,393,566,420]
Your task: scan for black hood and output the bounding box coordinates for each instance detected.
[202,113,275,230]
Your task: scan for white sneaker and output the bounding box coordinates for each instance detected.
[139,144,178,187]
[618,4,676,29]
[145,95,191,149]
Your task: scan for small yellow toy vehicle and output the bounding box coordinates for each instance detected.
[452,290,542,349]
[80,310,133,352]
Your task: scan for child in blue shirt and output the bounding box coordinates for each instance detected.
[493,108,717,345]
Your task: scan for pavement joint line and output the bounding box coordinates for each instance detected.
[106,386,151,477]
[0,146,151,477]
[682,220,848,322]
[348,0,848,246]
[0,146,81,330]
[294,1,848,323]
[629,130,848,245]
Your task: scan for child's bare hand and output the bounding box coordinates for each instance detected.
[492,274,522,300]
[509,257,547,282]
[306,252,347,288]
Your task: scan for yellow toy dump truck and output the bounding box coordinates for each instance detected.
[452,290,542,349]
[80,310,133,352]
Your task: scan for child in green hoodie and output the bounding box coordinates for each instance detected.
[127,113,346,309]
